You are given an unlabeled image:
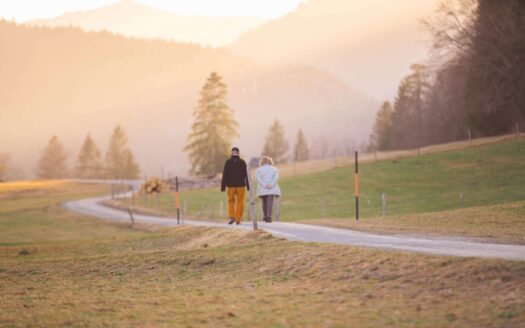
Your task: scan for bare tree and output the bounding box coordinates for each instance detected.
[424,0,525,135]
[309,136,333,160]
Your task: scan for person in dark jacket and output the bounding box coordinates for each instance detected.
[221,147,250,225]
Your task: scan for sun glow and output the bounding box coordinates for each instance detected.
[0,0,306,22]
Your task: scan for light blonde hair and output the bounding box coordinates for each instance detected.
[259,156,274,166]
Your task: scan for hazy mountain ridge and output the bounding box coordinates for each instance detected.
[26,0,267,47]
[0,21,377,178]
[230,0,437,100]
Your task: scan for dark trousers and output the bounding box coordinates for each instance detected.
[260,195,275,218]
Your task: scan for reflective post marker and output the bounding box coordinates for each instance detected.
[175,176,181,224]
[355,151,359,221]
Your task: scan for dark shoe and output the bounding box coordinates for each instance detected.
[267,217,273,223]
[235,221,241,225]
[228,218,235,225]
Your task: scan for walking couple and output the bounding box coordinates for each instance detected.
[221,147,281,225]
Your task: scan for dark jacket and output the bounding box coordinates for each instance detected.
[221,156,250,191]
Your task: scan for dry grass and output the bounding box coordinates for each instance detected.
[2,180,525,327]
[301,200,525,245]
[0,181,134,245]
[0,180,68,193]
[1,226,525,327]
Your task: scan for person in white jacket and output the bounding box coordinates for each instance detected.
[256,156,281,222]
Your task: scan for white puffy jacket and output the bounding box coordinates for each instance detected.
[256,164,281,197]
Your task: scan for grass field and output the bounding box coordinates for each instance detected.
[302,200,525,245]
[275,133,518,177]
[0,181,140,245]
[1,182,525,327]
[120,137,525,243]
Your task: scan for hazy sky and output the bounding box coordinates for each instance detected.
[0,0,306,22]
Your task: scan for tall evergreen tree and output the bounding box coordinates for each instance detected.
[464,0,525,135]
[425,0,525,137]
[184,72,239,175]
[36,136,69,179]
[370,101,394,150]
[0,154,9,181]
[293,129,309,162]
[390,64,430,149]
[105,125,140,179]
[122,150,141,180]
[75,134,104,179]
[262,119,289,164]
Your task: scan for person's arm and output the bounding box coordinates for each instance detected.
[244,162,250,191]
[268,168,279,188]
[255,168,266,186]
[221,161,228,192]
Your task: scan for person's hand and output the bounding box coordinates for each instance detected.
[266,184,272,189]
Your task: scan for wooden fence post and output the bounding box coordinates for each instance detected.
[246,168,257,230]
[382,193,387,218]
[183,198,187,223]
[323,196,327,219]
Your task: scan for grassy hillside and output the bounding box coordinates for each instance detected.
[132,137,525,219]
[123,137,525,242]
[1,182,525,326]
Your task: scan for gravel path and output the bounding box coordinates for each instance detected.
[62,195,525,261]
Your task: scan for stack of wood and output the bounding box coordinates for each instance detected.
[140,176,168,194]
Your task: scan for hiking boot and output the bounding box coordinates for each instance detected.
[228,218,235,225]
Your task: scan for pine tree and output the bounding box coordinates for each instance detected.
[122,149,140,179]
[36,136,69,179]
[390,64,430,149]
[184,72,239,175]
[293,129,309,162]
[105,125,140,179]
[370,101,394,150]
[75,134,104,179]
[0,154,9,181]
[262,119,289,164]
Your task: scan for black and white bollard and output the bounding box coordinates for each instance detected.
[175,177,181,224]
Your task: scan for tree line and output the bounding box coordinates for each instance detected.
[36,125,140,180]
[184,72,310,176]
[370,0,524,151]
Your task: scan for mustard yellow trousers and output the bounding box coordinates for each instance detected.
[227,187,245,222]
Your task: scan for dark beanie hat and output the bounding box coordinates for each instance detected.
[231,147,239,152]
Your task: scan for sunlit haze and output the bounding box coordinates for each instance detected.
[0,0,306,21]
[0,0,439,179]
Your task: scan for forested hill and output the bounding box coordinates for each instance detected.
[0,20,376,177]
